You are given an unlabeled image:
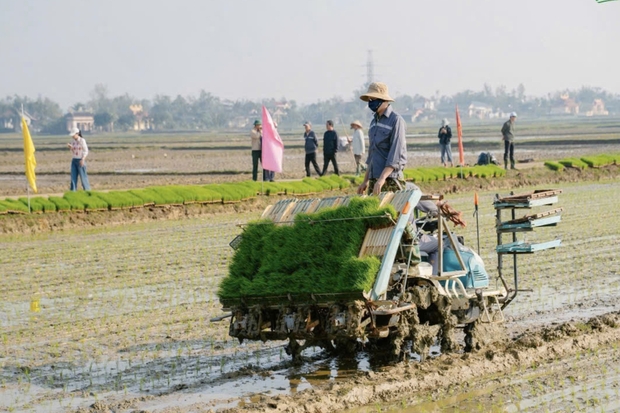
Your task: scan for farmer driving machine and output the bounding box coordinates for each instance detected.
[213,187,562,362]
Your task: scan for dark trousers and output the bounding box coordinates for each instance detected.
[321,153,339,176]
[263,169,275,182]
[305,152,322,177]
[503,140,515,167]
[252,150,261,181]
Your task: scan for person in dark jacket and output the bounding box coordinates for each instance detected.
[303,121,322,177]
[321,120,339,176]
[438,118,453,167]
[501,112,517,169]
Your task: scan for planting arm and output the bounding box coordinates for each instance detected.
[369,189,422,301]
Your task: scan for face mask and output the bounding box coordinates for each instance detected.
[368,99,383,112]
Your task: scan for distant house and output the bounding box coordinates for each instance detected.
[129,104,151,130]
[0,107,35,132]
[65,111,95,132]
[550,94,579,115]
[585,99,609,117]
[468,101,495,119]
[272,101,291,123]
[407,98,436,122]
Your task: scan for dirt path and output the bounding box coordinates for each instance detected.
[216,313,620,413]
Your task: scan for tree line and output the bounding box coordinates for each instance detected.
[1,83,619,135]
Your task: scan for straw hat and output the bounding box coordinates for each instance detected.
[359,82,394,102]
[350,120,363,129]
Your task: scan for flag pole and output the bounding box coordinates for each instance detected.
[22,104,31,213]
[473,192,480,255]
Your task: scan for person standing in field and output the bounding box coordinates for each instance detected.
[350,120,366,176]
[263,122,276,182]
[321,120,339,176]
[501,112,517,169]
[357,82,408,195]
[438,118,453,167]
[250,119,262,181]
[67,127,91,191]
[303,121,322,177]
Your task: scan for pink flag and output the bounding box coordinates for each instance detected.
[261,106,284,173]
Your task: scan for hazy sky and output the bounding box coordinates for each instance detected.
[1,0,618,110]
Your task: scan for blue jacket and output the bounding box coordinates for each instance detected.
[304,130,319,154]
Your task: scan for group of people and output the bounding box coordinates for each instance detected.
[250,116,368,183]
[249,82,409,194]
[438,112,518,170]
[301,119,367,178]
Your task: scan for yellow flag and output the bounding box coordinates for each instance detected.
[22,117,37,193]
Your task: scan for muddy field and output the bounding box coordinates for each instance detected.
[0,174,619,412]
[1,125,620,412]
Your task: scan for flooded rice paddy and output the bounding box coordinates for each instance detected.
[0,180,619,412]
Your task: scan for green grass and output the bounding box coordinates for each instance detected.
[63,191,109,211]
[18,197,58,213]
[580,154,617,168]
[218,197,397,300]
[544,161,565,171]
[0,199,30,213]
[558,157,588,170]
[90,191,144,209]
[48,196,71,211]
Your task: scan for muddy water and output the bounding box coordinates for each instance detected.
[1,180,619,412]
[343,344,620,413]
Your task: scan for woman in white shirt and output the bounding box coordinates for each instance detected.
[67,127,91,190]
[350,120,366,176]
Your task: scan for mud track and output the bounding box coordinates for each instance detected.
[218,314,620,413]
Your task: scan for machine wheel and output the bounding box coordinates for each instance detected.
[285,338,306,364]
[464,320,507,353]
[333,337,359,355]
[464,322,476,353]
[367,335,404,361]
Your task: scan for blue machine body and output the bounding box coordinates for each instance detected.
[442,247,490,289]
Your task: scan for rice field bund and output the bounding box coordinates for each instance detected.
[0,177,619,412]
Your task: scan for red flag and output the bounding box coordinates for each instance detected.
[456,105,465,166]
[261,106,284,173]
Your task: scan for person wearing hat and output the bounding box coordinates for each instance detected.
[303,121,322,177]
[438,118,453,167]
[250,119,262,181]
[501,112,518,169]
[357,82,407,195]
[67,127,91,191]
[350,120,366,176]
